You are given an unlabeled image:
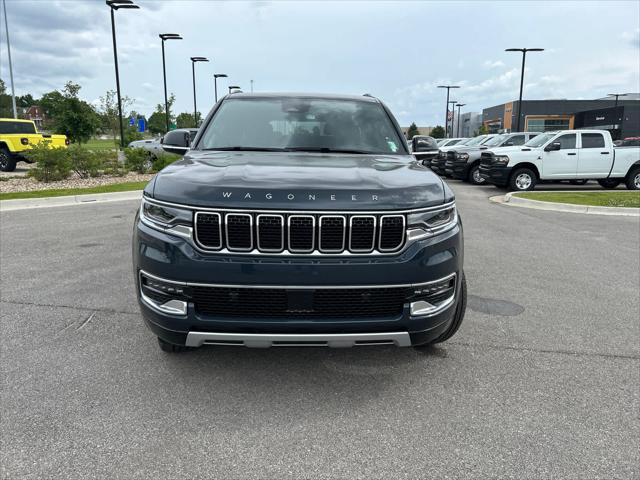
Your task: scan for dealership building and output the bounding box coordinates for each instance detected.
[482,95,640,139]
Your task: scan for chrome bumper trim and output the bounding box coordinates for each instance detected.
[185,331,412,348]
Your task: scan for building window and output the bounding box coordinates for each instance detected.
[526,118,571,132]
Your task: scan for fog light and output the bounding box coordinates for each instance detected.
[139,272,189,316]
[408,275,456,317]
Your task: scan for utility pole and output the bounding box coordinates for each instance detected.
[2,0,17,118]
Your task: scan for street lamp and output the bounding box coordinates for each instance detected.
[506,48,544,132]
[159,33,182,132]
[448,100,457,138]
[214,74,227,102]
[190,56,209,127]
[228,85,241,94]
[455,103,466,137]
[106,0,139,149]
[437,85,460,138]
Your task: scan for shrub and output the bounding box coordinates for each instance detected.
[124,147,152,173]
[123,125,143,146]
[151,152,180,172]
[102,150,126,176]
[26,142,72,182]
[68,144,102,178]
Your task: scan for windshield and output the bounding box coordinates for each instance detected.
[199,97,406,154]
[483,134,509,147]
[464,135,489,147]
[525,133,554,147]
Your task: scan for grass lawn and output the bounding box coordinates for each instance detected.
[84,138,119,151]
[0,181,148,201]
[514,191,640,208]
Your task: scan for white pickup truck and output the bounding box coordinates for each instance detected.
[479,130,640,191]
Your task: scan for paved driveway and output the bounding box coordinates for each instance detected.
[1,181,638,479]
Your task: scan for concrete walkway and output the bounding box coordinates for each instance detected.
[0,190,142,211]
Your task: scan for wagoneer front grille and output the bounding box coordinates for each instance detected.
[194,210,406,255]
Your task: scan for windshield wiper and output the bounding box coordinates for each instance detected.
[202,146,289,152]
[284,147,373,154]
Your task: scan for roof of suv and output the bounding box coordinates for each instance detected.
[225,92,380,103]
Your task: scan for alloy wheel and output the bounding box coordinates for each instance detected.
[515,173,532,190]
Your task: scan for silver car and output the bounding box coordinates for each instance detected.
[129,128,198,158]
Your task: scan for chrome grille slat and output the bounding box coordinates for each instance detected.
[225,213,253,251]
[349,215,376,252]
[288,215,315,253]
[257,214,284,252]
[319,215,346,252]
[379,215,405,252]
[194,210,407,255]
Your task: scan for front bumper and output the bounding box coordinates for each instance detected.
[446,159,470,180]
[133,215,464,347]
[479,164,512,186]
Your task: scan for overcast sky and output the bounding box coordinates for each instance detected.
[1,0,638,126]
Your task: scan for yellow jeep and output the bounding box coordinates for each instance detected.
[0,118,69,172]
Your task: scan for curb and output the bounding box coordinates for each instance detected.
[0,190,143,212]
[489,192,640,217]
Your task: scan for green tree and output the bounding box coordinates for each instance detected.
[176,112,197,128]
[147,94,176,134]
[474,124,488,136]
[0,79,14,118]
[406,122,420,139]
[430,125,445,138]
[98,89,133,142]
[40,82,99,143]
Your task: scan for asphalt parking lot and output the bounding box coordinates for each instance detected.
[1,181,639,479]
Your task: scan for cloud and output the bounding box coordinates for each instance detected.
[620,29,640,48]
[483,60,505,69]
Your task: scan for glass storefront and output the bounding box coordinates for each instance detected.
[526,118,571,132]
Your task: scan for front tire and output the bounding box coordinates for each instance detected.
[414,272,467,348]
[509,167,537,191]
[0,147,17,172]
[467,164,485,185]
[598,178,622,189]
[625,167,640,190]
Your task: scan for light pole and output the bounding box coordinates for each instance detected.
[2,0,17,118]
[214,74,227,102]
[228,85,241,94]
[159,33,182,132]
[448,100,457,137]
[106,0,139,149]
[437,85,459,138]
[190,56,209,127]
[506,48,544,132]
[455,103,466,137]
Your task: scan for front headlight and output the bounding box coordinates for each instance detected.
[494,155,510,166]
[456,153,469,160]
[406,203,458,240]
[140,198,193,230]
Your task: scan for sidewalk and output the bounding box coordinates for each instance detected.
[0,190,143,212]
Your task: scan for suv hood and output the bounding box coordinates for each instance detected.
[150,151,450,210]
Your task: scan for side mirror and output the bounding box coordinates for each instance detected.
[503,141,514,147]
[545,142,561,152]
[162,132,191,156]
[162,145,189,156]
[412,138,431,152]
